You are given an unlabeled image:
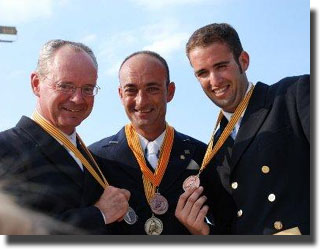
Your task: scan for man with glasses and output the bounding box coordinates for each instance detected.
[0,39,130,234]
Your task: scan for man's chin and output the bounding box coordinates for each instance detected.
[58,119,83,133]
[131,119,152,129]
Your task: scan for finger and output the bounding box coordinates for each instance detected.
[176,186,198,212]
[117,214,125,222]
[104,185,117,195]
[120,189,131,200]
[195,204,209,223]
[183,186,204,215]
[188,194,207,222]
[194,205,210,234]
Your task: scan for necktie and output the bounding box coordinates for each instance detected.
[146,142,159,170]
[214,116,235,147]
[214,116,234,193]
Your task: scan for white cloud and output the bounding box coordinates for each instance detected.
[80,34,97,44]
[0,0,54,24]
[141,19,188,58]
[98,19,188,77]
[98,31,138,77]
[143,33,188,58]
[129,0,206,10]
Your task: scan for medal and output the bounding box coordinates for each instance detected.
[181,85,256,191]
[124,206,138,225]
[144,214,163,235]
[183,175,200,191]
[149,193,168,215]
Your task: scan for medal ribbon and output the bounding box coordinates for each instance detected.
[200,85,255,173]
[32,111,108,188]
[125,123,174,202]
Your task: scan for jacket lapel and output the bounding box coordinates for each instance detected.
[230,83,271,171]
[102,128,143,181]
[17,116,84,188]
[159,131,196,193]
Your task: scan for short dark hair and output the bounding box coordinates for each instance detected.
[186,23,243,62]
[119,50,170,86]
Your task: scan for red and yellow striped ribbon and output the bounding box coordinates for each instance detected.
[125,123,174,202]
[32,111,108,189]
[200,85,255,172]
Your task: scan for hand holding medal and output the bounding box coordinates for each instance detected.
[182,85,255,192]
[32,112,138,226]
[175,186,210,235]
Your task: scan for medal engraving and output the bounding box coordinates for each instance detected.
[144,215,163,235]
[183,175,200,191]
[149,193,168,215]
[124,206,138,225]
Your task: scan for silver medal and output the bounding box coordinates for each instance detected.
[144,215,163,235]
[124,206,138,225]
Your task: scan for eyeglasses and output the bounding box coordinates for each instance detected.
[55,82,100,96]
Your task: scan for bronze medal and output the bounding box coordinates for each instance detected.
[149,193,168,215]
[144,215,163,235]
[183,175,200,191]
[124,206,138,225]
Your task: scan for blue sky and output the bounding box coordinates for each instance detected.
[0,0,310,145]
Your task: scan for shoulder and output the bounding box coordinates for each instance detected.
[0,118,31,156]
[89,127,125,156]
[174,130,207,149]
[255,75,310,105]
[267,74,309,95]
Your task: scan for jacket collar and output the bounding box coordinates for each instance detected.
[230,82,271,170]
[102,127,199,194]
[16,116,84,187]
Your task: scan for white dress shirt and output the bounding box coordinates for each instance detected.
[219,81,254,140]
[138,130,166,170]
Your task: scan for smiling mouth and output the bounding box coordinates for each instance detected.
[135,109,153,114]
[213,85,229,96]
[63,107,82,112]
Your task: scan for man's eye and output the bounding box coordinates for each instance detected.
[148,87,159,93]
[58,83,74,90]
[83,86,94,94]
[196,71,208,78]
[125,88,136,93]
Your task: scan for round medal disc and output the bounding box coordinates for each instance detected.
[182,175,200,192]
[144,216,163,235]
[124,206,138,225]
[149,193,168,215]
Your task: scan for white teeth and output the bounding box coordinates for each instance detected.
[137,109,151,113]
[214,86,228,94]
[64,108,81,112]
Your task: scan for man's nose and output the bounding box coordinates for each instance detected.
[135,90,148,107]
[70,88,85,103]
[209,71,223,87]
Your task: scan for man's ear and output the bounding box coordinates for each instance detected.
[239,51,250,72]
[118,85,125,105]
[167,82,175,103]
[31,72,41,97]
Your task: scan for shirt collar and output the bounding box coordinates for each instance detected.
[222,81,253,121]
[61,130,77,147]
[138,130,166,153]
[31,110,77,146]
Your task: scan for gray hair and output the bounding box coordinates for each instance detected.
[35,39,98,78]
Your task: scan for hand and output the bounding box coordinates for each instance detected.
[175,186,209,235]
[94,185,130,224]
